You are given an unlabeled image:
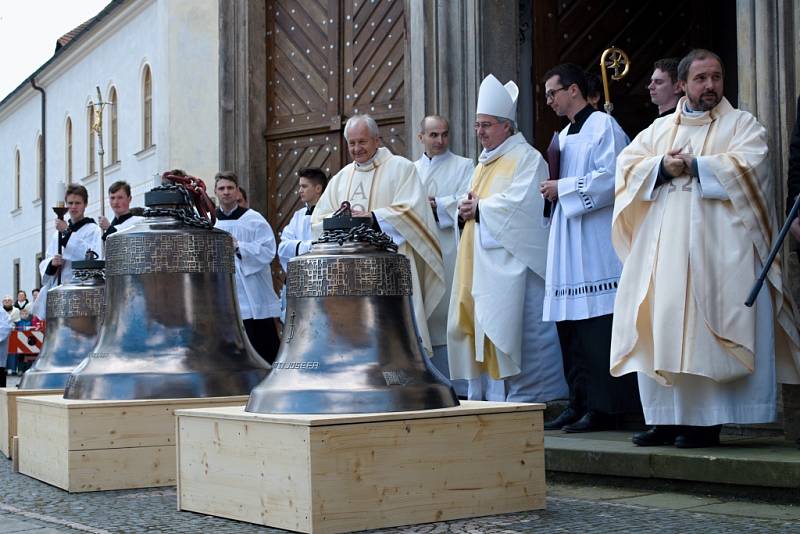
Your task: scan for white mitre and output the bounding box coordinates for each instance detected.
[476,74,519,120]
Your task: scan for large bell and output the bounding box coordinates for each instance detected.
[19,256,105,389]
[64,179,270,400]
[246,211,459,414]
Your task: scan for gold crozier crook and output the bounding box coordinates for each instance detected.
[600,47,630,114]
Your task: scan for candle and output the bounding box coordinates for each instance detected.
[54,180,66,208]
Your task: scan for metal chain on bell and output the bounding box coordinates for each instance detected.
[315,223,398,252]
[143,183,214,230]
[73,267,106,282]
[73,250,105,281]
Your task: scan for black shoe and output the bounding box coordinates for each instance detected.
[562,411,613,433]
[674,425,721,448]
[544,407,583,430]
[632,425,683,447]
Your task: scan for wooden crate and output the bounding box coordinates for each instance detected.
[0,387,61,458]
[16,395,248,492]
[176,401,545,533]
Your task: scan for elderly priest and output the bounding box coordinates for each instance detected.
[311,115,445,358]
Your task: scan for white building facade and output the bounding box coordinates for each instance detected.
[0,0,219,295]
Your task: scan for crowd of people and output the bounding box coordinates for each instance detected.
[1,290,41,384]
[3,47,798,450]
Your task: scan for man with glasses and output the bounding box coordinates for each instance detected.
[540,64,638,432]
[447,74,568,403]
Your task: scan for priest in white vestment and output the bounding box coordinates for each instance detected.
[34,184,103,319]
[99,180,144,241]
[539,64,639,432]
[611,49,800,448]
[214,172,281,364]
[447,74,568,403]
[414,115,474,395]
[311,115,445,357]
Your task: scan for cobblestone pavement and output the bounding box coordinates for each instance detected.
[1,458,798,534]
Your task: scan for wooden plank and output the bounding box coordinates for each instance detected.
[67,446,176,492]
[17,395,249,492]
[176,403,545,533]
[178,415,313,532]
[11,436,19,472]
[17,397,70,490]
[175,400,544,426]
[0,387,61,458]
[65,396,249,451]
[308,412,545,533]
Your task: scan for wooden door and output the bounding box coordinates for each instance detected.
[264,0,407,235]
[531,0,738,153]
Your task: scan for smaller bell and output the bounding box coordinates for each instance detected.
[19,253,105,390]
[246,204,459,414]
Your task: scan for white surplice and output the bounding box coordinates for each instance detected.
[277,206,313,271]
[215,208,281,320]
[542,111,629,321]
[33,219,103,319]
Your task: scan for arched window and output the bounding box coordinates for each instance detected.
[87,101,96,175]
[14,149,21,209]
[36,135,43,200]
[109,87,119,163]
[142,65,153,148]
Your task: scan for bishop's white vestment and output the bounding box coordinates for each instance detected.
[311,147,445,356]
[611,97,800,425]
[447,133,568,402]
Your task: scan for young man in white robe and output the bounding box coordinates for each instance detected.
[277,167,327,320]
[278,168,327,272]
[414,115,474,395]
[311,114,445,357]
[539,64,639,432]
[34,184,103,318]
[447,74,568,403]
[98,180,144,241]
[611,49,800,448]
[214,172,282,364]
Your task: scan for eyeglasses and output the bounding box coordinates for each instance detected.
[545,87,568,101]
[474,121,499,130]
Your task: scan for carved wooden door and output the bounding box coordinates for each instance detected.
[531,0,737,154]
[264,0,407,237]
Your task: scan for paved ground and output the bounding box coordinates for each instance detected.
[1,455,799,533]
[3,374,797,533]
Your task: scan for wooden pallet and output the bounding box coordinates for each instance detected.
[16,395,248,492]
[176,401,546,533]
[0,387,61,458]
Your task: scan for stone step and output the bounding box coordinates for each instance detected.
[545,430,800,489]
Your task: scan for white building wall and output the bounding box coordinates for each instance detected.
[0,0,218,297]
[0,92,45,296]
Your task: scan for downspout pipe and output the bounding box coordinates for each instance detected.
[30,78,46,260]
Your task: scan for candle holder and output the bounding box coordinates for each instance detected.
[52,204,68,285]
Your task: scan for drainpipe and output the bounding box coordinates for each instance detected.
[30,78,46,259]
